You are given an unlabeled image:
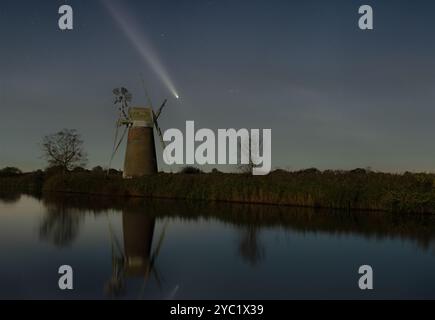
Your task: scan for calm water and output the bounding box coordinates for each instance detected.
[0,192,435,300]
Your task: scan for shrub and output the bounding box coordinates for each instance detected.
[180,166,203,174]
[0,167,22,177]
[92,166,105,174]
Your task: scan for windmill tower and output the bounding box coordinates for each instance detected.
[109,87,167,178]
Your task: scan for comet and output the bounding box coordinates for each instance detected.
[101,0,180,100]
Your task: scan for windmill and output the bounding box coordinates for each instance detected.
[109,86,168,178]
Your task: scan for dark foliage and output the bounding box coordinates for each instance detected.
[180,166,203,174]
[0,167,22,177]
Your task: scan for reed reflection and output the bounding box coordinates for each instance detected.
[38,194,435,255]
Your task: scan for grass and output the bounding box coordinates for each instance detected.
[0,171,44,194]
[22,169,435,214]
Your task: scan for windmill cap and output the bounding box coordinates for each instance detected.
[129,107,154,128]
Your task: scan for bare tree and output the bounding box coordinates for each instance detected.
[41,129,88,171]
[238,136,262,175]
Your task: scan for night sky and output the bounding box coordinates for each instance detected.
[1,0,435,172]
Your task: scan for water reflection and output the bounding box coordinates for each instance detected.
[237,226,264,266]
[1,193,435,299]
[39,200,83,247]
[105,210,165,298]
[0,191,21,204]
[37,196,166,297]
[38,193,435,254]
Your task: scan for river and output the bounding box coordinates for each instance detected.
[0,192,434,299]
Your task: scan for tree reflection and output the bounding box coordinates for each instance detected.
[39,202,83,247]
[0,192,21,204]
[237,226,264,266]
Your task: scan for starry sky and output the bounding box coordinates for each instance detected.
[1,0,435,173]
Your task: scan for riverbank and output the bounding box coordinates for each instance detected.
[2,169,435,214]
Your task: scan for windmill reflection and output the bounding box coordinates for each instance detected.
[105,208,167,298]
